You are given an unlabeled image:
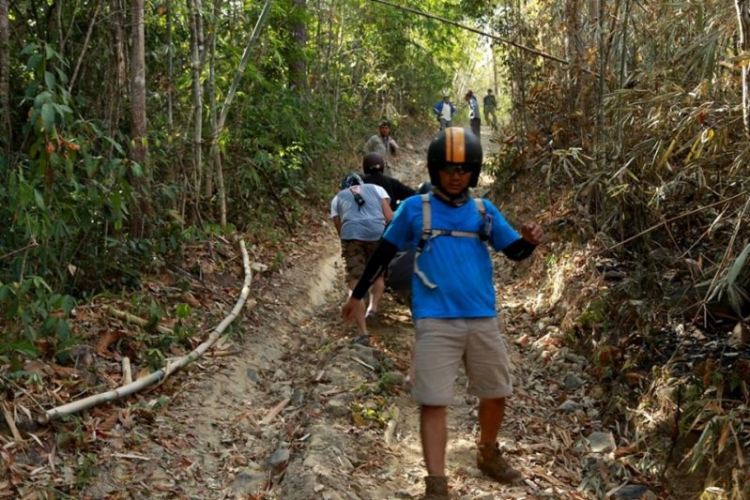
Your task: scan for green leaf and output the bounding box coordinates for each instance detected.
[27,54,42,71]
[103,136,125,155]
[44,71,56,90]
[44,44,55,60]
[131,162,144,178]
[56,320,71,342]
[33,91,52,108]
[41,102,55,131]
[175,303,191,319]
[20,43,38,56]
[61,295,76,314]
[55,67,69,85]
[34,189,46,210]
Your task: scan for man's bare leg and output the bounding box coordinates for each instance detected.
[420,405,448,476]
[366,276,385,316]
[478,397,505,444]
[347,280,367,335]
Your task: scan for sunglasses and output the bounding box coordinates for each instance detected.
[439,164,471,175]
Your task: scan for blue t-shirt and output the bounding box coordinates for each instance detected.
[383,194,520,320]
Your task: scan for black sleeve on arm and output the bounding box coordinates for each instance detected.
[502,238,537,261]
[352,239,399,299]
[395,181,416,201]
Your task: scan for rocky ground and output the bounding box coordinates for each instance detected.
[3,127,668,499]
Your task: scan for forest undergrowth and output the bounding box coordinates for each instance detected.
[485,104,750,498]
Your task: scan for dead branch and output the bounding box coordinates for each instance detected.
[260,398,291,425]
[599,192,747,254]
[104,305,174,336]
[67,0,102,94]
[39,239,255,424]
[369,0,578,69]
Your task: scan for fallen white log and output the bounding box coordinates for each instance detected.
[39,240,254,424]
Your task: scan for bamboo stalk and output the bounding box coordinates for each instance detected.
[39,240,254,424]
[599,193,747,254]
[122,357,132,384]
[2,403,23,442]
[104,305,174,336]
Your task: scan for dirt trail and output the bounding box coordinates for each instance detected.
[85,127,637,500]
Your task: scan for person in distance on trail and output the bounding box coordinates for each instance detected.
[331,172,393,345]
[341,128,544,499]
[361,152,416,212]
[432,95,457,131]
[363,119,399,173]
[465,90,481,138]
[483,89,498,130]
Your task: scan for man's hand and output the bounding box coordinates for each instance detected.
[342,296,365,325]
[520,222,544,245]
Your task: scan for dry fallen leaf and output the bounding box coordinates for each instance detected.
[98,412,119,431]
[96,331,123,358]
[50,364,78,378]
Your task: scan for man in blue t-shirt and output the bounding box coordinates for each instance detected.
[432,95,456,131]
[341,128,543,499]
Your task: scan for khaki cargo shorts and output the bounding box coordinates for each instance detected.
[341,240,379,282]
[412,317,513,406]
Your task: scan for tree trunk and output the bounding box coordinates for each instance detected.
[204,0,221,201]
[211,0,272,227]
[187,0,204,204]
[108,0,128,152]
[514,0,528,135]
[736,0,750,138]
[130,0,150,237]
[0,0,11,155]
[565,0,582,117]
[166,0,174,151]
[596,0,606,146]
[289,0,307,91]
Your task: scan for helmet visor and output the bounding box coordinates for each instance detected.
[439,164,471,175]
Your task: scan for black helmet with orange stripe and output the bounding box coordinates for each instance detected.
[427,127,482,189]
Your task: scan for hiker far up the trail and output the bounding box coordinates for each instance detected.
[330,172,393,346]
[483,89,498,130]
[432,94,456,131]
[341,128,544,500]
[465,90,481,138]
[362,119,399,173]
[362,152,416,212]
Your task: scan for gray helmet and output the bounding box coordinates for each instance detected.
[340,172,364,190]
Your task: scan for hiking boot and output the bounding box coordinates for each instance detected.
[476,442,522,484]
[351,334,370,347]
[365,311,380,326]
[421,475,449,500]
